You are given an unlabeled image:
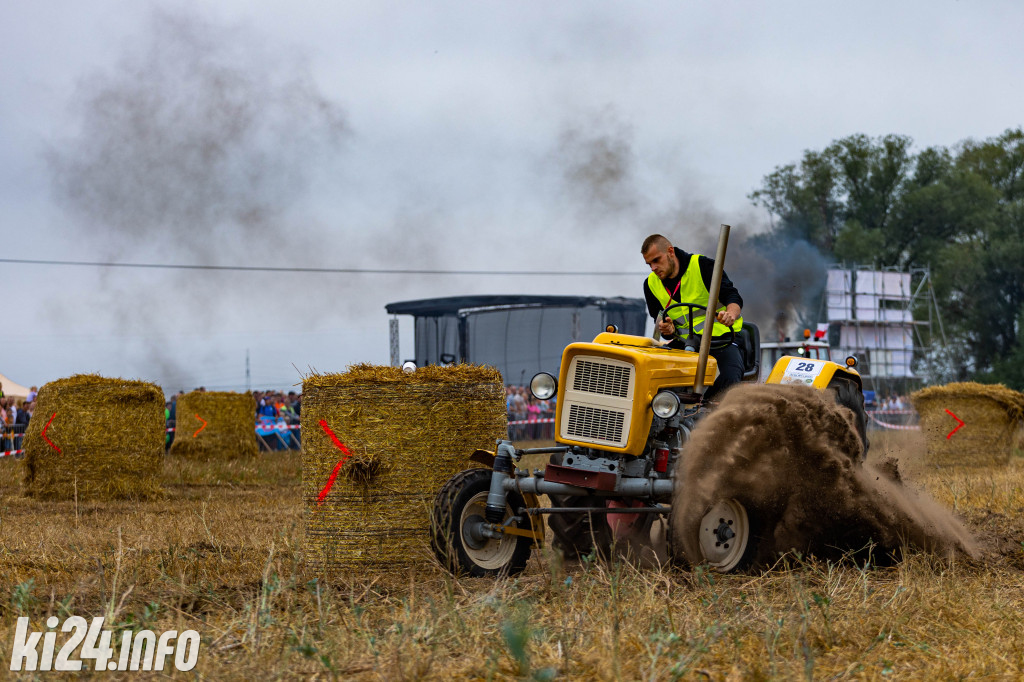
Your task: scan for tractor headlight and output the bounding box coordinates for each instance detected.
[530,372,557,400]
[651,390,681,419]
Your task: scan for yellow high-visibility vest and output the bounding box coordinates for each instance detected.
[647,254,742,338]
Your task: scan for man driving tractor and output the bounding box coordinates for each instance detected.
[641,233,744,401]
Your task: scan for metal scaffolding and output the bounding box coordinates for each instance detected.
[822,265,945,394]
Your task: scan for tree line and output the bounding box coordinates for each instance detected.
[749,128,1024,389]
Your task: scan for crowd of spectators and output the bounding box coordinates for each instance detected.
[878,394,908,410]
[864,391,910,411]
[0,383,36,453]
[254,390,302,451]
[505,385,556,439]
[253,390,302,422]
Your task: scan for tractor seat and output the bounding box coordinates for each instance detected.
[736,322,760,381]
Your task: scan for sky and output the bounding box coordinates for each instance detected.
[2,1,1022,394]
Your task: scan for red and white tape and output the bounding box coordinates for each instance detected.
[866,411,920,431]
[1,449,23,458]
[166,423,302,433]
[508,418,556,426]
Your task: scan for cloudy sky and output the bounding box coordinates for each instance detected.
[2,1,1021,394]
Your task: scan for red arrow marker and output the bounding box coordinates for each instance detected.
[317,419,354,506]
[42,412,62,454]
[945,409,965,439]
[193,414,208,438]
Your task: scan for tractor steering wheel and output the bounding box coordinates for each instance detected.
[656,301,736,349]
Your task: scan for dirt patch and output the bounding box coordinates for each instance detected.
[673,383,977,567]
[963,510,1024,571]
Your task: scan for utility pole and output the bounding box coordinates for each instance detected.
[389,317,400,367]
[246,349,251,393]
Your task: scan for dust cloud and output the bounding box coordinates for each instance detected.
[673,383,977,567]
[44,8,350,388]
[555,108,640,224]
[552,108,824,341]
[48,8,348,254]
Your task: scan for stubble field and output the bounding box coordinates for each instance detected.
[0,431,1022,680]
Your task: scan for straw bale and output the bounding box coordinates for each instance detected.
[169,391,258,460]
[23,374,164,500]
[302,364,505,573]
[911,382,1024,467]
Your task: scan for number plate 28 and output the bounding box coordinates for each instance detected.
[780,358,825,385]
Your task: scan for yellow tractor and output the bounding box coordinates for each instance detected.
[431,229,867,576]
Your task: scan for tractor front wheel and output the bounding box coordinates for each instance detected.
[674,491,764,573]
[430,468,533,577]
[692,498,756,572]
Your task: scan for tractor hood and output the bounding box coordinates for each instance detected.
[552,332,717,455]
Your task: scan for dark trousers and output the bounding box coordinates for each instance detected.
[666,337,745,402]
[706,342,743,402]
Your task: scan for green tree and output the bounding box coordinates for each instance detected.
[749,150,842,251]
[945,129,1024,377]
[750,133,912,260]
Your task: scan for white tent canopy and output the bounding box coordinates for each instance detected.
[0,373,31,399]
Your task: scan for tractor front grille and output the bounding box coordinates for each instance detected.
[571,359,631,398]
[560,355,634,448]
[564,404,626,444]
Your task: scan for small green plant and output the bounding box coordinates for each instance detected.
[11,579,37,615]
[500,604,556,681]
[140,601,161,629]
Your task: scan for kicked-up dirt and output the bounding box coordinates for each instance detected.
[672,383,979,568]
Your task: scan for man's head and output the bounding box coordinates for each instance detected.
[641,234,679,279]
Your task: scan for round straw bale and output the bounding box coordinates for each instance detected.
[170,391,258,460]
[910,382,1024,467]
[22,374,164,500]
[302,364,506,573]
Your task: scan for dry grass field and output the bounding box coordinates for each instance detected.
[0,431,1022,679]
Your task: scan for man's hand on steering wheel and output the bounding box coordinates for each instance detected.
[656,316,676,338]
[658,301,741,345]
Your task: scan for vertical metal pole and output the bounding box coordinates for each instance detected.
[694,224,731,393]
[245,348,251,393]
[389,317,400,367]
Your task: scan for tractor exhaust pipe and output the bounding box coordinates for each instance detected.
[693,224,731,393]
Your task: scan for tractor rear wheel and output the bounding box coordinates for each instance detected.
[547,494,614,560]
[545,453,613,560]
[828,377,869,460]
[430,468,533,577]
